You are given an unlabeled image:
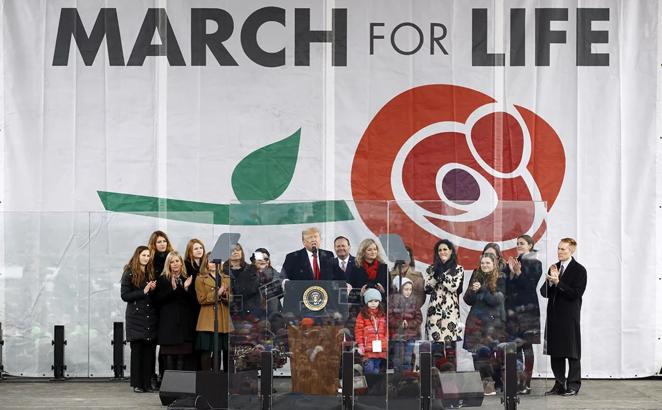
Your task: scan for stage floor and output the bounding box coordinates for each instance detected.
[0,378,659,409]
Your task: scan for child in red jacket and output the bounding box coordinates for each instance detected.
[355,288,388,375]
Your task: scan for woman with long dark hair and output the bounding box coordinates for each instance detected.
[155,251,196,371]
[463,253,506,395]
[424,239,464,371]
[147,230,173,276]
[184,239,205,369]
[120,246,158,393]
[505,234,543,394]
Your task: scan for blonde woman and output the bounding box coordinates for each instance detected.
[155,251,196,371]
[347,238,388,300]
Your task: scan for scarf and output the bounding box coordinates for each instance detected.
[363,259,379,281]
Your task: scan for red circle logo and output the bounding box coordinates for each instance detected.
[351,84,565,267]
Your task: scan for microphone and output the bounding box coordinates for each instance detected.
[311,246,318,255]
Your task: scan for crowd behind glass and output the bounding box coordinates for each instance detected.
[120,228,544,396]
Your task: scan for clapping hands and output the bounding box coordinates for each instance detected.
[547,264,560,285]
[507,257,522,275]
[143,280,156,294]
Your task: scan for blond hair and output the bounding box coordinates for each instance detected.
[162,251,188,280]
[301,227,321,241]
[355,238,385,266]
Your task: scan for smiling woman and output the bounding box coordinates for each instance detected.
[154,251,197,372]
[424,238,464,371]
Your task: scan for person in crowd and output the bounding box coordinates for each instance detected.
[248,248,287,351]
[195,252,232,372]
[223,242,248,282]
[120,246,158,393]
[282,227,342,280]
[504,234,543,394]
[482,243,508,273]
[155,251,196,371]
[388,277,422,373]
[355,288,388,375]
[389,246,426,310]
[347,238,389,301]
[424,239,464,371]
[333,236,355,280]
[230,245,261,320]
[248,248,284,315]
[463,253,507,395]
[147,230,173,387]
[184,238,205,279]
[147,230,173,276]
[540,238,587,397]
[184,238,206,370]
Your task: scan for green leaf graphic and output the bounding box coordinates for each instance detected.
[232,128,301,203]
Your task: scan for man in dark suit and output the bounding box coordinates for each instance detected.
[281,227,343,281]
[540,238,587,397]
[333,236,355,280]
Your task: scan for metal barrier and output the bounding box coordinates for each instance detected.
[111,322,126,379]
[0,322,5,381]
[51,325,67,380]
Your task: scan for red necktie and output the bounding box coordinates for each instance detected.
[313,253,321,280]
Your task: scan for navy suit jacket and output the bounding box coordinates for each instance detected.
[282,248,343,281]
[333,255,355,281]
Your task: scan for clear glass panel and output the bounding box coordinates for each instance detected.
[1,212,91,377]
[228,200,389,409]
[0,211,214,379]
[88,211,215,378]
[386,200,549,409]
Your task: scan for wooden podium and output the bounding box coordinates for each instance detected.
[288,324,342,395]
[282,280,348,395]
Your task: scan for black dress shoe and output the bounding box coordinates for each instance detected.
[544,386,565,396]
[133,387,145,393]
[563,388,579,396]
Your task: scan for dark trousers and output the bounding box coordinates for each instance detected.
[518,344,535,387]
[550,356,581,391]
[130,340,156,390]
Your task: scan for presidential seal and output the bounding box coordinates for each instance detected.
[302,286,328,311]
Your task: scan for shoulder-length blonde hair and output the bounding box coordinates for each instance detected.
[162,251,188,280]
[355,238,385,267]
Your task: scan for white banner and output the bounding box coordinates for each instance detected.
[0,0,659,378]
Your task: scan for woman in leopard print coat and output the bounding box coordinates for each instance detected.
[425,239,464,370]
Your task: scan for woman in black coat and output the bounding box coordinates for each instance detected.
[505,235,543,394]
[155,251,196,371]
[463,252,506,394]
[347,238,389,299]
[147,230,174,276]
[184,239,206,370]
[120,246,158,393]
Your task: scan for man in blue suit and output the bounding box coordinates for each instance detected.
[282,227,343,281]
[333,236,355,280]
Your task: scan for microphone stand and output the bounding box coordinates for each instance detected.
[213,259,222,373]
